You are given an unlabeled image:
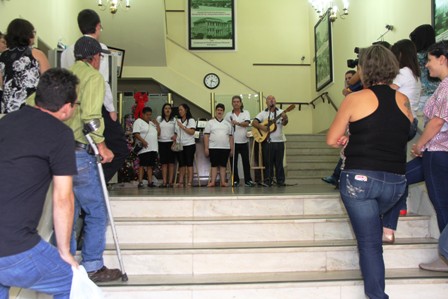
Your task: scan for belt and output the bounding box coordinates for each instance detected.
[75,141,95,155]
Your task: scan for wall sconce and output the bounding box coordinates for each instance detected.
[98,0,131,14]
[309,0,349,22]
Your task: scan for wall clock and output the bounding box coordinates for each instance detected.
[204,73,220,89]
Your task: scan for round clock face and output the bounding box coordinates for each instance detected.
[204,73,220,89]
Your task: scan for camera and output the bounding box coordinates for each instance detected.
[347,47,359,68]
[347,59,358,68]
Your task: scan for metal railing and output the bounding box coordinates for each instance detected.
[276,92,338,112]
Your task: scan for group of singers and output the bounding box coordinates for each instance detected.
[132,95,288,188]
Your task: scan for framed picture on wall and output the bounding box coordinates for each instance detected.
[188,0,236,50]
[108,46,125,78]
[314,9,333,92]
[432,0,448,41]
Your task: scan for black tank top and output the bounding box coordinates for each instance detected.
[343,85,410,174]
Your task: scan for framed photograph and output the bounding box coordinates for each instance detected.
[432,0,448,41]
[188,0,235,50]
[108,47,125,78]
[314,9,333,91]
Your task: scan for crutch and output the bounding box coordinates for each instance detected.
[230,116,236,188]
[83,120,128,282]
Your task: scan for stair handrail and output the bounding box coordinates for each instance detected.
[166,36,259,94]
[277,92,338,112]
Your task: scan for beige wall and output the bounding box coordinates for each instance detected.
[0,0,82,49]
[0,0,433,134]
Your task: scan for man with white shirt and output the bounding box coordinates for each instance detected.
[225,95,255,187]
[61,9,128,183]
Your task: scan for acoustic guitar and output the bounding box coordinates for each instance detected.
[252,104,296,143]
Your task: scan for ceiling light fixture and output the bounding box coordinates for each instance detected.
[309,0,349,22]
[98,0,131,14]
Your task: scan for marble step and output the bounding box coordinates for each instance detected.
[285,147,339,155]
[285,140,333,148]
[286,177,335,185]
[286,161,338,170]
[109,194,346,219]
[98,269,448,299]
[105,215,431,245]
[100,242,438,275]
[288,169,338,177]
[286,155,339,163]
[285,134,327,142]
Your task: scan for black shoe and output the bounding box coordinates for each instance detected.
[88,266,122,283]
[148,182,155,188]
[137,182,144,189]
[245,181,256,187]
[321,176,337,186]
[233,181,240,187]
[277,182,286,187]
[260,182,272,187]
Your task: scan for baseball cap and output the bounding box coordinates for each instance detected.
[74,36,110,60]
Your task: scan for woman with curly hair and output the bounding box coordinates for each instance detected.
[327,45,413,299]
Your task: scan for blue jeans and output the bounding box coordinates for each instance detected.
[340,169,406,299]
[0,239,72,299]
[439,224,448,259]
[383,151,448,232]
[71,150,107,272]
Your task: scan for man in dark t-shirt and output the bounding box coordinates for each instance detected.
[0,68,79,298]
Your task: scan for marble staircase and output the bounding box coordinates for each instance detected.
[93,190,448,299]
[285,134,341,185]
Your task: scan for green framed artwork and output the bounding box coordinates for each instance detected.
[188,0,236,50]
[314,9,333,92]
[433,0,448,41]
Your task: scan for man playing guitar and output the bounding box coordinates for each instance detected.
[252,95,289,186]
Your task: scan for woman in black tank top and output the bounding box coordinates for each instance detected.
[327,45,414,299]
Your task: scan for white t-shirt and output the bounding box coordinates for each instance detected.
[61,36,115,113]
[393,67,422,117]
[156,116,176,142]
[175,118,196,146]
[254,108,285,142]
[204,118,232,149]
[132,118,158,153]
[225,110,250,144]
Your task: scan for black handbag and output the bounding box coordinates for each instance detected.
[132,143,143,155]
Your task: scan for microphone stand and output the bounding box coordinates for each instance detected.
[266,108,273,186]
[230,116,236,188]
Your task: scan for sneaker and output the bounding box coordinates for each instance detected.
[88,266,122,283]
[244,181,256,187]
[137,182,144,189]
[321,176,337,186]
[260,181,272,187]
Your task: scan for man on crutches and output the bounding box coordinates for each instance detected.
[66,36,123,283]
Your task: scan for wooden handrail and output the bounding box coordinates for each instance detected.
[277,92,338,112]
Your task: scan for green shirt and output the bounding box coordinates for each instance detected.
[65,61,105,144]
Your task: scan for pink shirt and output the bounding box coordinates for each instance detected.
[423,77,448,151]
